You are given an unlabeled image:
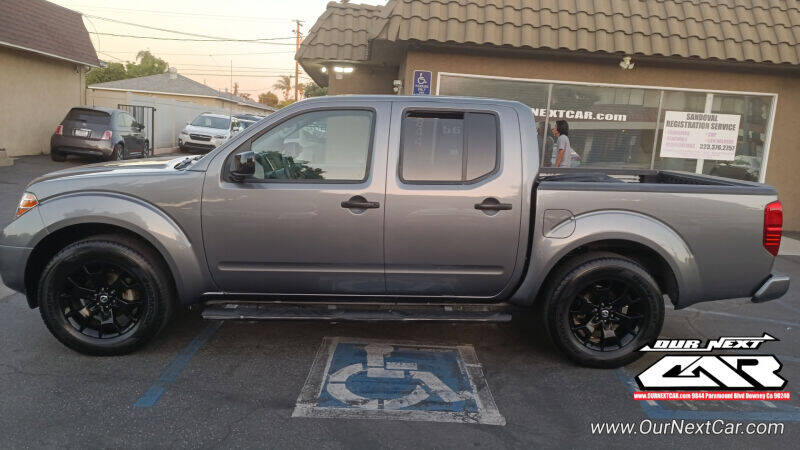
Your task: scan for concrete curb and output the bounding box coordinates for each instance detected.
[0,148,12,167]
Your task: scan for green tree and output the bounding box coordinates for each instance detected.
[86,50,168,85]
[85,62,127,85]
[258,91,279,107]
[303,82,328,98]
[273,75,293,100]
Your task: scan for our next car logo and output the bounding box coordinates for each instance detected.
[633,334,789,401]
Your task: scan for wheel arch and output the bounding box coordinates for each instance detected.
[510,210,700,308]
[25,193,213,307]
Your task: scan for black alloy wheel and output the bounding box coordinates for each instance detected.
[542,252,664,368]
[568,278,645,352]
[59,261,145,339]
[38,235,174,355]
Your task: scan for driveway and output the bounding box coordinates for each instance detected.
[1,156,799,447]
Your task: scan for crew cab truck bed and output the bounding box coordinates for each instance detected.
[0,95,788,367]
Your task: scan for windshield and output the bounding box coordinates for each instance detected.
[191,115,230,129]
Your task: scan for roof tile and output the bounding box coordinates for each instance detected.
[299,0,800,66]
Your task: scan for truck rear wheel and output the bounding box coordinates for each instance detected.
[542,252,664,368]
[37,234,174,355]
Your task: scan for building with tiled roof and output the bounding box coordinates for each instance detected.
[298,0,800,230]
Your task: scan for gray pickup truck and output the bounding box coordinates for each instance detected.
[0,96,789,367]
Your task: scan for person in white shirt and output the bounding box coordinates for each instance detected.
[552,120,581,168]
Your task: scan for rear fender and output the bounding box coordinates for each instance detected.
[511,210,700,306]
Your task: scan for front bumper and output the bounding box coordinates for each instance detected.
[751,274,790,303]
[0,244,31,295]
[179,135,222,152]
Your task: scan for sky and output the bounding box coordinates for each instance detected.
[51,0,386,100]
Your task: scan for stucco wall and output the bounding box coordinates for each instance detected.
[328,65,397,95]
[402,50,800,231]
[0,47,86,157]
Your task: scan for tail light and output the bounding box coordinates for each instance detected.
[16,192,38,218]
[55,125,63,135]
[101,130,112,140]
[763,201,782,256]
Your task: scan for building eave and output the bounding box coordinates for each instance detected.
[0,40,100,67]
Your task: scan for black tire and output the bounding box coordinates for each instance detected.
[50,150,66,162]
[110,144,125,161]
[542,252,664,368]
[141,141,151,158]
[38,234,174,356]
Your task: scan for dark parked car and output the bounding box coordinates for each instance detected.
[50,107,150,162]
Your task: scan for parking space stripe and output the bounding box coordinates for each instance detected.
[679,307,800,328]
[134,321,222,408]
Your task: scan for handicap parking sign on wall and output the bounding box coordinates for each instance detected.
[412,70,432,95]
[293,337,505,425]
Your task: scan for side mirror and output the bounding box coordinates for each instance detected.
[230,151,255,182]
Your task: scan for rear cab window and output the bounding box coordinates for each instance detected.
[400,111,499,184]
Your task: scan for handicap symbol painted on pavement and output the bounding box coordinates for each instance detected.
[293,337,505,425]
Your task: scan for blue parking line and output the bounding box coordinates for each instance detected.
[134,321,222,408]
[615,368,800,422]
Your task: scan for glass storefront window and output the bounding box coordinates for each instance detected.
[701,94,771,182]
[546,84,659,169]
[653,91,709,173]
[436,74,775,182]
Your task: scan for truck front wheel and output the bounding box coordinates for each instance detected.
[542,252,664,368]
[37,234,174,355]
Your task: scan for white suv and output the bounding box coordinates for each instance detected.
[179,113,241,153]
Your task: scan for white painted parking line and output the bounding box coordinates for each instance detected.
[293,337,505,425]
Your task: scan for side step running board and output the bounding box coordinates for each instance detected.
[201,301,513,322]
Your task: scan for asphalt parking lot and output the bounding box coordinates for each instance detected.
[1,155,800,448]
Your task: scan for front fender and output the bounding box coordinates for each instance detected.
[510,210,700,307]
[35,192,212,304]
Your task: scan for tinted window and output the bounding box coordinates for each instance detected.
[237,109,373,181]
[400,112,497,182]
[66,109,110,125]
[192,115,230,129]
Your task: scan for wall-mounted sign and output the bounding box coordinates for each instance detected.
[660,111,740,161]
[531,108,628,122]
[412,70,432,95]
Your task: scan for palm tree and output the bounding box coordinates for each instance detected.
[273,75,292,100]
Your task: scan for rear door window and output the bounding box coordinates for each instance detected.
[400,112,498,183]
[66,109,110,125]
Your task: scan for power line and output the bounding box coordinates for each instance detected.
[95,50,296,56]
[71,5,295,22]
[88,32,296,44]
[83,14,296,42]
[176,63,298,70]
[181,72,313,79]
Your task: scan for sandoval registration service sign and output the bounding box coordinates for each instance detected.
[660,111,741,161]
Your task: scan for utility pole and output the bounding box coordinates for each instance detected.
[293,19,303,101]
